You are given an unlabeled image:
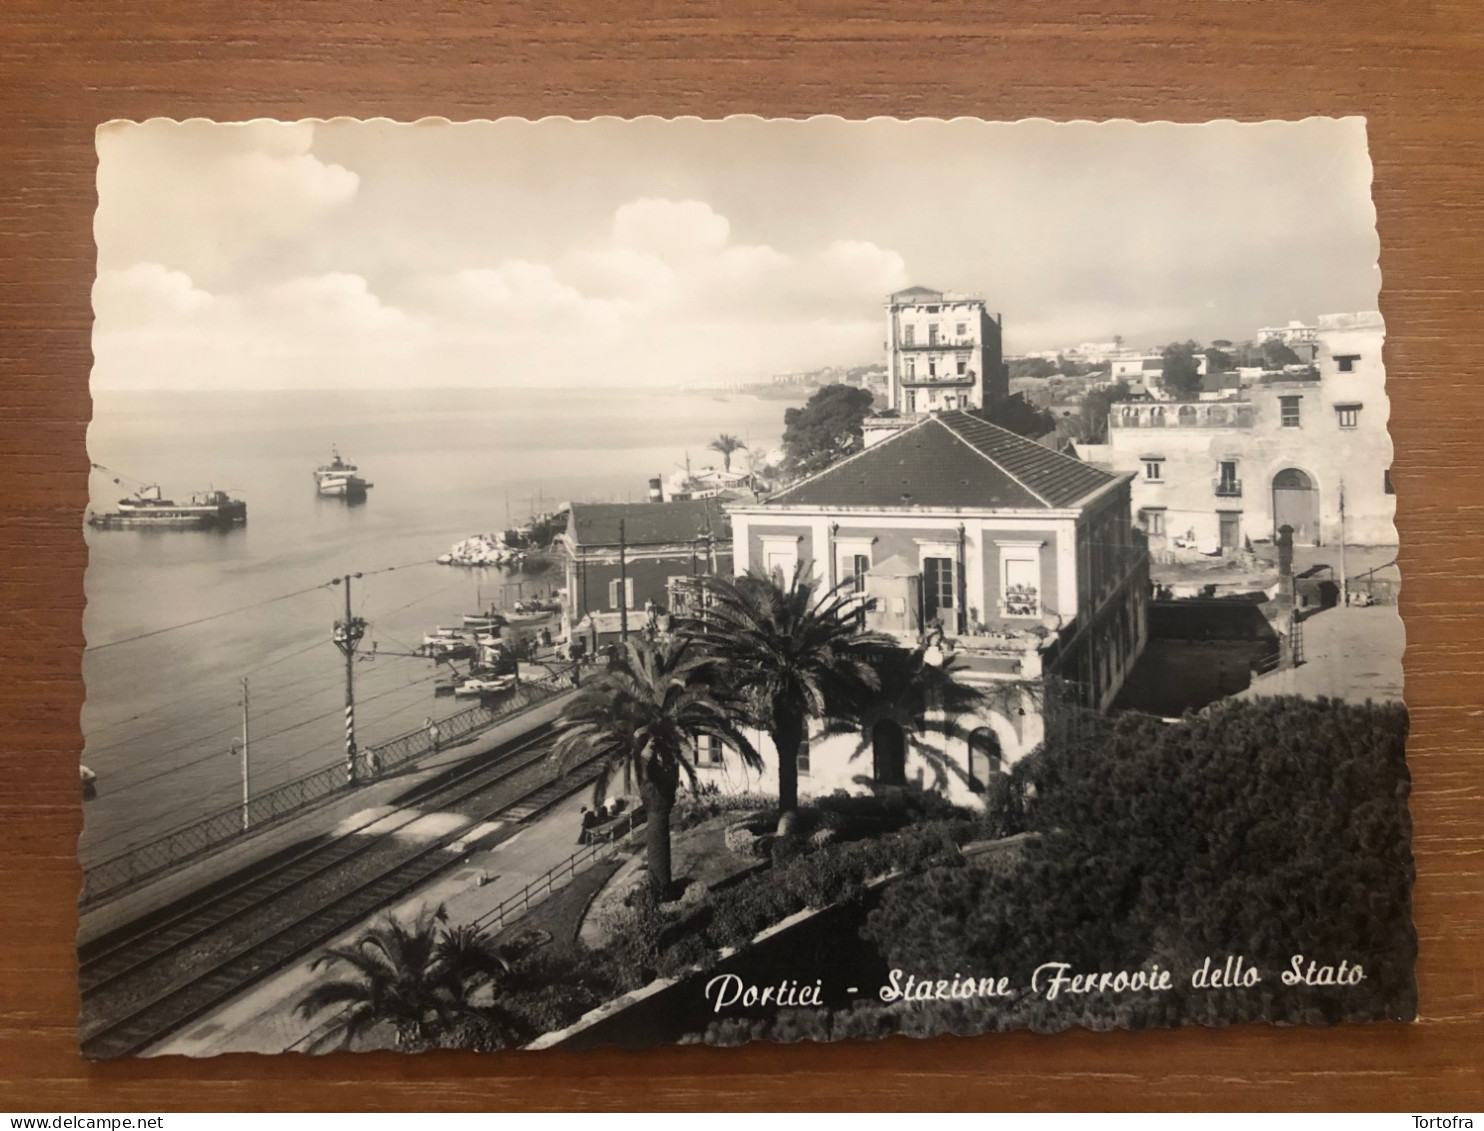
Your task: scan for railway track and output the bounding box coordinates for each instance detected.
[80,729,599,1059]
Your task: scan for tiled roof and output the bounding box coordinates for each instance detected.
[569,497,731,547]
[767,411,1119,511]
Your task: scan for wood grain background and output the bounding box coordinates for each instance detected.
[3,1,1481,1112]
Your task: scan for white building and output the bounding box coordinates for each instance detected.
[702,412,1149,807]
[882,285,1008,417]
[1081,312,1393,555]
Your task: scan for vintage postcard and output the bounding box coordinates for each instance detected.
[80,117,1411,1057]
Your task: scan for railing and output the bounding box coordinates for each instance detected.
[1213,479,1243,497]
[1111,405,1256,429]
[900,373,976,387]
[80,671,578,908]
[473,811,644,934]
[896,340,976,351]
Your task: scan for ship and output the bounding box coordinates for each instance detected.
[314,447,372,498]
[87,483,247,530]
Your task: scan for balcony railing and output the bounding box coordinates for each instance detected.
[900,373,976,387]
[1213,479,1243,497]
[1110,405,1255,429]
[895,340,977,351]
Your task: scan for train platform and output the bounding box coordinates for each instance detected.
[78,689,578,951]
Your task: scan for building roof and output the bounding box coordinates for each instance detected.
[568,497,731,548]
[889,285,944,302]
[767,411,1119,511]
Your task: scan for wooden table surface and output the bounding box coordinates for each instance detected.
[3,1,1481,1112]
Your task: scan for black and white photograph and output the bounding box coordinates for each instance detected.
[78,116,1412,1058]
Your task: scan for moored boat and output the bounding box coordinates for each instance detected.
[314,447,372,498]
[87,484,247,530]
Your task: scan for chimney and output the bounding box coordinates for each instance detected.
[647,477,664,503]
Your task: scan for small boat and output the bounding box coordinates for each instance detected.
[88,484,247,530]
[462,608,509,631]
[422,627,474,659]
[454,675,517,698]
[314,447,372,498]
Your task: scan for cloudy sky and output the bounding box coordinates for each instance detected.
[92,117,1380,391]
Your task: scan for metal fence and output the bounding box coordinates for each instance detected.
[474,811,643,934]
[81,671,578,908]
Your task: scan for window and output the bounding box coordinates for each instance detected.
[905,357,916,378]
[904,390,916,413]
[902,325,914,346]
[1141,508,1167,536]
[928,359,937,377]
[923,556,955,621]
[968,727,1002,794]
[1001,553,1040,617]
[1335,354,1360,372]
[797,735,811,776]
[928,323,940,346]
[607,577,634,609]
[956,358,966,375]
[697,735,724,767]
[1216,460,1240,497]
[840,552,870,593]
[1143,459,1165,482]
[1280,396,1302,427]
[1335,403,1361,429]
[761,537,799,582]
[956,322,968,336]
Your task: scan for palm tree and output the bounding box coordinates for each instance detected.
[707,433,747,473]
[296,905,520,1051]
[683,566,888,824]
[823,644,991,793]
[550,635,759,896]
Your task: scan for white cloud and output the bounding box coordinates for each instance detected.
[91,193,908,390]
[611,198,730,262]
[96,121,359,284]
[93,263,214,326]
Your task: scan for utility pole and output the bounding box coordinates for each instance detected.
[618,518,629,643]
[240,677,250,833]
[332,572,367,783]
[1338,479,1349,609]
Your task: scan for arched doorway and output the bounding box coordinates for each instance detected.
[968,726,1002,794]
[871,719,907,787]
[1272,467,1320,546]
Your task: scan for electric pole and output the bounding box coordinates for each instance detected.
[618,518,629,643]
[332,572,367,783]
[240,677,250,833]
[1338,480,1349,609]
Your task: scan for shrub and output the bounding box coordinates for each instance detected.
[723,823,757,856]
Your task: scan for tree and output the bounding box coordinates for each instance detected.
[1262,338,1304,368]
[864,698,1416,1030]
[684,566,887,823]
[968,393,1056,440]
[1160,340,1204,400]
[550,635,759,896]
[1073,379,1134,443]
[707,433,747,473]
[296,905,521,1051]
[822,644,991,795]
[781,384,876,476]
[1204,346,1233,372]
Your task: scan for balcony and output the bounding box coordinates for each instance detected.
[1213,478,1243,498]
[1110,404,1255,429]
[900,372,976,388]
[895,340,977,352]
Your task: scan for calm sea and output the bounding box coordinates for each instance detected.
[82,386,797,863]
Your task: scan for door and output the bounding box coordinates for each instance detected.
[872,719,907,786]
[1272,468,1320,546]
[922,556,954,623]
[1218,511,1241,554]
